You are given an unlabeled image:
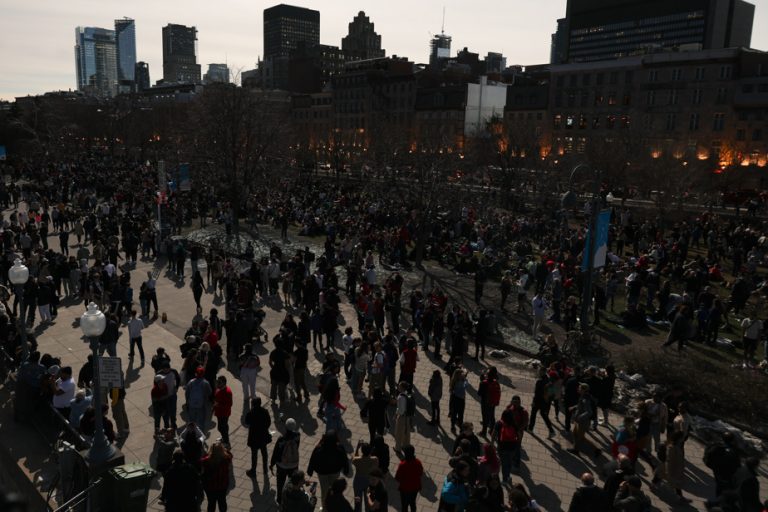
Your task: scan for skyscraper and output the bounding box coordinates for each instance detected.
[74,26,118,97]
[115,18,136,89]
[551,0,755,64]
[341,11,385,61]
[162,24,201,84]
[204,64,230,84]
[429,33,452,69]
[263,4,320,89]
[135,61,150,92]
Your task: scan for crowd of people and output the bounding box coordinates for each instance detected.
[1,151,767,512]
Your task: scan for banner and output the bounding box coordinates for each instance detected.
[178,163,191,191]
[0,146,6,161]
[582,209,611,270]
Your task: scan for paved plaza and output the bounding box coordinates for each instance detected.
[1,228,766,512]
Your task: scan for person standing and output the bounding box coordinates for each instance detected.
[740,314,763,364]
[493,408,521,482]
[185,367,212,431]
[531,292,547,340]
[366,468,389,511]
[306,431,350,504]
[162,450,203,512]
[651,431,692,504]
[528,369,555,437]
[201,442,233,512]
[213,376,233,447]
[364,388,389,444]
[270,418,301,505]
[568,472,607,512]
[152,375,169,433]
[245,398,272,479]
[394,444,423,512]
[394,382,415,452]
[111,387,130,439]
[704,431,742,499]
[238,344,260,403]
[127,309,145,363]
[352,442,378,512]
[427,370,443,426]
[448,368,468,432]
[478,367,501,437]
[567,384,601,458]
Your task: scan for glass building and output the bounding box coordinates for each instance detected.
[115,18,136,84]
[74,26,118,97]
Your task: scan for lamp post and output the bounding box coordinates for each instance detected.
[8,259,29,361]
[562,164,602,333]
[80,302,115,464]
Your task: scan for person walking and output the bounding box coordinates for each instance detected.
[478,367,501,437]
[213,376,233,447]
[185,367,212,431]
[238,344,261,403]
[245,398,272,479]
[528,368,556,437]
[111,386,130,439]
[394,444,423,512]
[351,441,378,512]
[567,384,601,459]
[306,431,350,504]
[651,430,692,504]
[325,477,355,512]
[394,382,415,452]
[531,292,547,340]
[270,418,301,505]
[201,442,233,512]
[192,271,205,309]
[127,309,145,363]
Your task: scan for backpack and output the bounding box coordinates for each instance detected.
[498,421,518,443]
[405,393,416,417]
[151,381,167,402]
[280,436,299,467]
[485,379,501,406]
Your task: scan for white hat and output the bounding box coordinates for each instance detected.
[285,418,299,432]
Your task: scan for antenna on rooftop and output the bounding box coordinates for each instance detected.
[441,6,446,35]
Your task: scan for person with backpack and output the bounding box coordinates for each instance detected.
[394,381,415,452]
[493,408,521,482]
[528,368,556,438]
[704,431,742,499]
[478,367,501,437]
[270,417,301,505]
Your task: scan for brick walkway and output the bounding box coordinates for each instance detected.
[20,235,766,512]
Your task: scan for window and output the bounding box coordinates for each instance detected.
[753,129,762,141]
[692,89,703,105]
[666,113,676,131]
[689,113,699,131]
[555,92,563,107]
[594,92,604,106]
[568,92,576,107]
[716,88,727,104]
[647,90,656,106]
[582,74,591,86]
[579,115,587,129]
[609,72,618,85]
[736,129,746,141]
[742,84,754,93]
[695,67,705,80]
[669,90,679,105]
[672,68,682,81]
[648,70,658,82]
[713,113,725,131]
[592,116,600,129]
[569,75,577,87]
[566,115,575,129]
[607,115,616,129]
[720,65,732,79]
[537,112,543,120]
[556,76,564,88]
[643,115,653,130]
[580,91,589,107]
[621,115,630,129]
[608,92,617,105]
[596,73,604,85]
[623,91,632,106]
[712,140,722,158]
[625,71,634,84]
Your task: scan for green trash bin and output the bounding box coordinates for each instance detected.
[99,463,156,512]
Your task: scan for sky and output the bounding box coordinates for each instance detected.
[0,0,766,101]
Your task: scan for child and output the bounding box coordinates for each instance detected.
[428,370,443,426]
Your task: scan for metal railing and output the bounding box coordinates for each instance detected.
[49,477,101,512]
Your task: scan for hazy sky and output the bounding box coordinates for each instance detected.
[1,0,766,101]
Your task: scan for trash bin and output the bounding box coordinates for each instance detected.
[98,463,156,512]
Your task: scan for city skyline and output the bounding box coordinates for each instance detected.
[0,0,766,101]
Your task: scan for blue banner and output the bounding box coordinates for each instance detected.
[582,209,611,270]
[179,163,191,191]
[0,146,6,161]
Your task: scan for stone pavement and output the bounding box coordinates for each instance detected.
[14,233,768,512]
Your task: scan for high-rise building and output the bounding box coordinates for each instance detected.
[341,11,385,61]
[162,24,201,83]
[204,63,230,84]
[429,33,452,69]
[115,18,136,91]
[485,52,507,74]
[263,4,320,89]
[552,0,755,64]
[134,61,150,92]
[74,26,118,97]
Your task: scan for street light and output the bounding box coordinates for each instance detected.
[80,302,115,464]
[562,164,602,333]
[8,259,29,361]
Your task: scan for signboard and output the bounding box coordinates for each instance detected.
[98,357,124,389]
[582,209,611,270]
[0,145,6,161]
[178,163,191,191]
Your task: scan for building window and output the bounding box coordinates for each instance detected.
[625,70,634,84]
[582,74,591,86]
[669,90,679,105]
[695,67,705,80]
[581,91,589,107]
[607,115,616,129]
[594,92,604,106]
[555,92,563,107]
[753,129,762,141]
[666,113,676,131]
[712,140,722,158]
[672,68,682,81]
[720,65,732,79]
[736,129,746,141]
[692,89,703,105]
[713,113,725,131]
[623,91,632,106]
[689,113,699,131]
[608,92,617,105]
[609,71,618,85]
[579,115,587,129]
[566,115,575,129]
[647,90,655,106]
[537,112,543,120]
[621,115,630,129]
[554,115,562,129]
[596,73,604,85]
[556,76,564,88]
[648,70,658,83]
[592,116,600,129]
[568,93,576,107]
[643,115,653,130]
[569,75,577,87]
[716,88,727,104]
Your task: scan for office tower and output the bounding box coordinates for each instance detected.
[552,0,755,64]
[429,33,452,69]
[263,4,320,89]
[485,52,507,74]
[134,61,150,92]
[162,24,201,83]
[204,64,230,84]
[115,17,136,91]
[74,26,118,97]
[342,11,385,61]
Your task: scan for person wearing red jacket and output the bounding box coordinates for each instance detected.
[213,376,233,446]
[394,444,423,512]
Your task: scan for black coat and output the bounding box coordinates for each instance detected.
[246,407,272,449]
[568,485,608,512]
[161,460,203,511]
